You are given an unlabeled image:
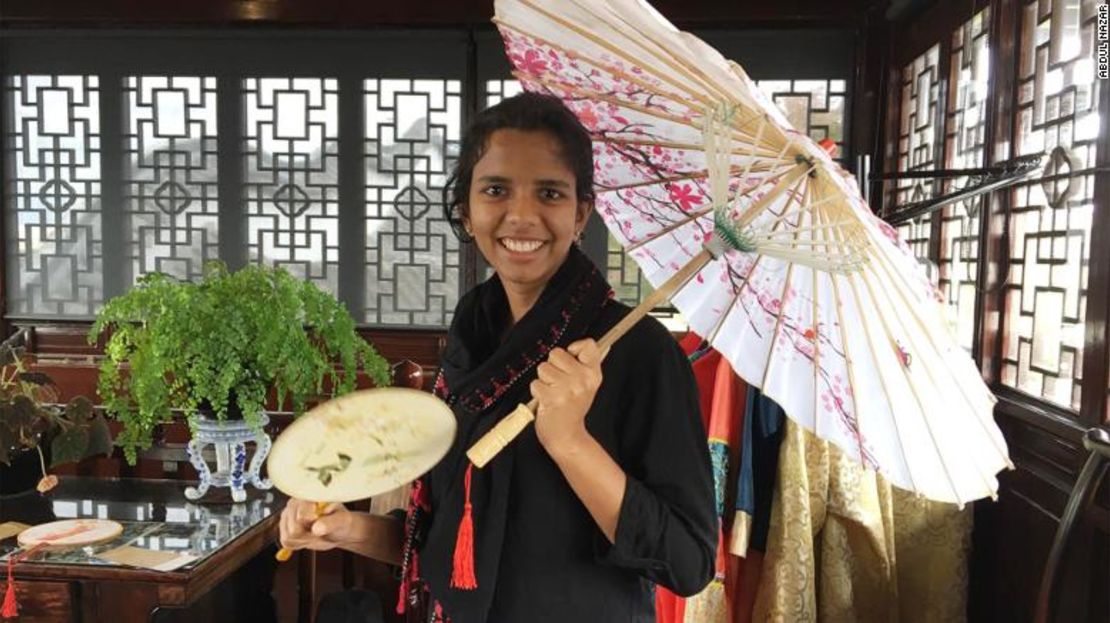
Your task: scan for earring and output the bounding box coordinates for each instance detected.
[573,230,583,246]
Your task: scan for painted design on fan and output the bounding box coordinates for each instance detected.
[307,452,352,487]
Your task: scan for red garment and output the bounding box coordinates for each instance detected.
[655,334,754,623]
[679,332,722,430]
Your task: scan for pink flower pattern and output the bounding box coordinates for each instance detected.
[498,22,900,472]
[666,183,704,212]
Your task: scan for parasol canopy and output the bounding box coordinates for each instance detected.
[478,0,1011,505]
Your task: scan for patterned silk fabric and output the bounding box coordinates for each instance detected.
[753,420,972,622]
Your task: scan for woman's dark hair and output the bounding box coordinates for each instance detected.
[444,92,595,242]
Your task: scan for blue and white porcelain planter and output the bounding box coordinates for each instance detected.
[185,413,273,503]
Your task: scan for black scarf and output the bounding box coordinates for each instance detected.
[417,247,613,621]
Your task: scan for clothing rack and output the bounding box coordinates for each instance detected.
[866,153,1044,225]
[1034,427,1110,623]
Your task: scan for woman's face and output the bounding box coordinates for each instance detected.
[463,129,590,295]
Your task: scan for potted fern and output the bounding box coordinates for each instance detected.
[89,262,390,484]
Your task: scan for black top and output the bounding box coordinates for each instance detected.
[411,249,716,622]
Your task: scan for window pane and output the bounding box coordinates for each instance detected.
[4,75,103,317]
[485,79,523,109]
[363,79,462,327]
[893,45,942,264]
[244,77,340,294]
[758,79,848,159]
[939,9,991,352]
[123,76,219,284]
[1001,0,1099,410]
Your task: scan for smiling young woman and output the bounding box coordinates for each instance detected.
[280,93,715,623]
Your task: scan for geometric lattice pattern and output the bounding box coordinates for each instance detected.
[1001,0,1099,411]
[4,75,103,316]
[484,79,524,109]
[244,78,340,294]
[124,76,219,283]
[939,10,991,351]
[757,79,848,159]
[894,45,942,265]
[607,232,653,309]
[363,79,462,326]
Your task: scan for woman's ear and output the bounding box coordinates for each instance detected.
[460,205,473,237]
[576,200,592,230]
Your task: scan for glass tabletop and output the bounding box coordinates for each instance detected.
[0,476,286,570]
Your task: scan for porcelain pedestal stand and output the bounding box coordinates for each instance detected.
[185,413,273,502]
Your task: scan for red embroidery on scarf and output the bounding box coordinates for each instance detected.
[401,267,606,621]
[455,269,597,413]
[433,371,448,399]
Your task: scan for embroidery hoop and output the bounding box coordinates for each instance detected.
[17,519,123,548]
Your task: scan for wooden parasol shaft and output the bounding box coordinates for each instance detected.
[466,248,714,468]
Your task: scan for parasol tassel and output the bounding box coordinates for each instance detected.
[450,463,478,590]
[2,552,18,618]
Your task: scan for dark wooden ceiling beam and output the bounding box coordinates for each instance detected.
[0,0,883,29]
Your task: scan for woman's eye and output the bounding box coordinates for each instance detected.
[482,185,506,197]
[540,188,564,201]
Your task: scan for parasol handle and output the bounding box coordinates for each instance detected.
[466,249,713,468]
[275,501,329,562]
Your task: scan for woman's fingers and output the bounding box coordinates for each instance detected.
[547,347,580,373]
[530,378,553,403]
[311,510,350,539]
[280,499,346,551]
[567,339,607,365]
[537,360,570,385]
[279,504,305,550]
[294,500,321,523]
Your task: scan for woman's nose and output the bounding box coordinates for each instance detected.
[504,194,541,223]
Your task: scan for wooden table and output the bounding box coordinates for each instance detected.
[0,477,286,622]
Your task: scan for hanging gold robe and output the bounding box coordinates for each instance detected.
[752,420,973,623]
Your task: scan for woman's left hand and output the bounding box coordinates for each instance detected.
[531,338,608,454]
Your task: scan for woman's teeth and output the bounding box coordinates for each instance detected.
[501,238,544,253]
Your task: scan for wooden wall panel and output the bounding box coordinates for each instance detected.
[0,0,879,28]
[881,1,1109,621]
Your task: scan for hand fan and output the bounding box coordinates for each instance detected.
[268,387,456,560]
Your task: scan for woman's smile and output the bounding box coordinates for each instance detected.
[498,237,547,255]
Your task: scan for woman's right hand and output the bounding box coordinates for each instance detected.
[279,499,355,552]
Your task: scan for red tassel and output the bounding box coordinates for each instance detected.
[2,551,18,619]
[450,463,478,590]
